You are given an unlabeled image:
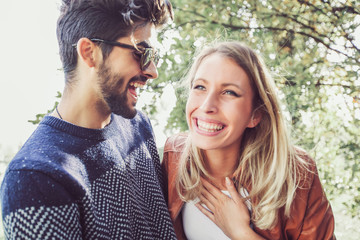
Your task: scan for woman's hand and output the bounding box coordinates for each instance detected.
[196,177,264,240]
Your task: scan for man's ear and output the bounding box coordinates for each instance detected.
[247,109,262,128]
[76,38,98,68]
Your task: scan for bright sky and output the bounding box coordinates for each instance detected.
[0,0,176,155]
[0,0,64,153]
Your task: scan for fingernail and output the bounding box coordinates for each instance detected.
[225,177,231,186]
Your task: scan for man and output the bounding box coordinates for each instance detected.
[0,0,176,239]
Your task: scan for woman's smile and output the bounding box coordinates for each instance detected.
[186,53,257,151]
[193,117,226,135]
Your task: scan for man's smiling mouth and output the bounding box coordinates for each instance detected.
[128,81,146,99]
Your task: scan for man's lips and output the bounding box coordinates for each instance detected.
[128,81,146,99]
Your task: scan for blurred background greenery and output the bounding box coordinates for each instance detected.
[0,0,359,239]
[152,0,360,238]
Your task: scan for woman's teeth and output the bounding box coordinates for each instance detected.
[197,119,224,132]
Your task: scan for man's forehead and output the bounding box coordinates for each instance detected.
[131,23,157,48]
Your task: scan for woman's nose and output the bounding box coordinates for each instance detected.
[199,93,218,114]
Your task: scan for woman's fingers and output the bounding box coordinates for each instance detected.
[225,177,243,204]
[196,177,254,239]
[199,191,214,205]
[195,202,215,222]
[199,187,216,213]
[200,177,237,216]
[201,177,223,196]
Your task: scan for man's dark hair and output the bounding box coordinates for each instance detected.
[57,0,173,82]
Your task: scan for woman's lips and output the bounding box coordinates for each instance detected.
[193,118,226,135]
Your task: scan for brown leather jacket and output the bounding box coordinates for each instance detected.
[161,133,336,240]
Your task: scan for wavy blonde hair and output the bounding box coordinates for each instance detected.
[176,41,309,230]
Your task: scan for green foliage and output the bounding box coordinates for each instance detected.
[153,0,360,220]
[28,91,62,125]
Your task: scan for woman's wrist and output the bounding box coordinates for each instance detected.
[230,225,265,240]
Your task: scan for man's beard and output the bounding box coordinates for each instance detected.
[97,62,137,119]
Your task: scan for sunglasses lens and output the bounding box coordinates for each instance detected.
[153,53,160,66]
[141,49,159,70]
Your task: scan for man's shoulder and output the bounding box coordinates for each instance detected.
[133,110,152,126]
[7,127,73,170]
[4,126,88,186]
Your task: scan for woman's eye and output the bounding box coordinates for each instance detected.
[224,90,239,97]
[193,85,206,91]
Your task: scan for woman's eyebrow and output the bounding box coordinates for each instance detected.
[193,78,207,83]
[221,83,244,91]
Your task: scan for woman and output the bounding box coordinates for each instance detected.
[162,41,336,240]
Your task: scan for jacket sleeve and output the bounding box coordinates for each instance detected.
[298,165,336,240]
[161,142,170,204]
[161,133,188,207]
[161,135,189,240]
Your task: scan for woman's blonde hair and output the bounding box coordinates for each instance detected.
[176,41,309,229]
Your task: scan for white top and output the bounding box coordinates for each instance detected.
[182,189,251,240]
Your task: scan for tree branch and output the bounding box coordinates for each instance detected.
[215,21,360,63]
[315,82,356,90]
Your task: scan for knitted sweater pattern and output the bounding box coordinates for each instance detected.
[0,112,176,239]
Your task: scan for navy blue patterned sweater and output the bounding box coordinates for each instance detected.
[0,112,176,239]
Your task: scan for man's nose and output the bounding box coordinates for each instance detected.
[142,61,158,79]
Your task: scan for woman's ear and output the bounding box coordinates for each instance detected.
[247,109,262,128]
[75,38,98,68]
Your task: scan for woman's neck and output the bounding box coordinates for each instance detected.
[203,148,239,189]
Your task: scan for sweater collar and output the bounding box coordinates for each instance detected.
[41,114,119,141]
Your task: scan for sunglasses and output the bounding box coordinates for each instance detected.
[89,38,160,71]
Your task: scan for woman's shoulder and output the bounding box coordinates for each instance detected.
[164,132,188,153]
[162,133,188,176]
[294,146,317,168]
[285,148,336,239]
[293,146,320,189]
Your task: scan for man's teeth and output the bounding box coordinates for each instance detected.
[197,119,224,132]
[130,82,145,88]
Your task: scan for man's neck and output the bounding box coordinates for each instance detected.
[53,86,112,129]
